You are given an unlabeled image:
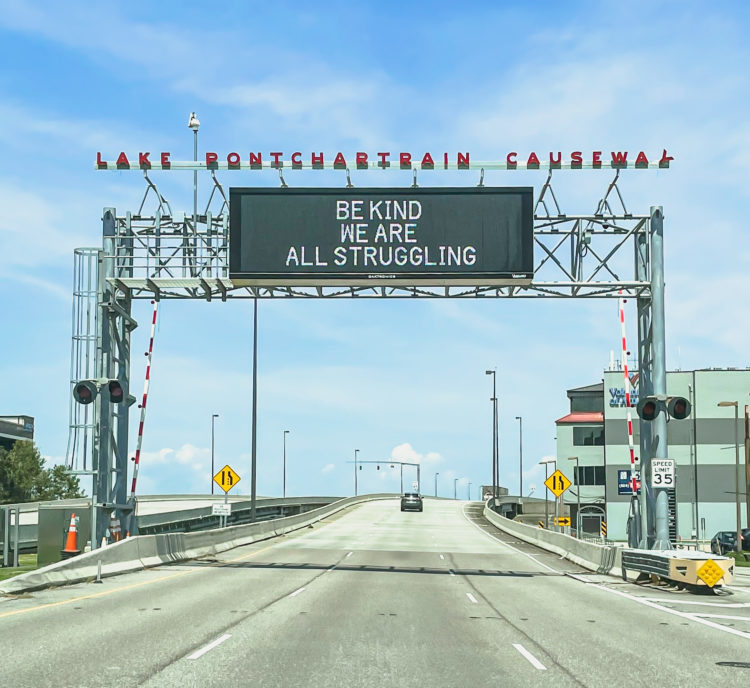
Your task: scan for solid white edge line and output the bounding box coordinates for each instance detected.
[461,506,750,641]
[346,551,353,558]
[289,586,306,597]
[460,504,561,574]
[640,598,750,607]
[466,592,478,604]
[692,613,750,621]
[188,634,231,660]
[512,643,547,670]
[591,583,750,640]
[440,554,445,560]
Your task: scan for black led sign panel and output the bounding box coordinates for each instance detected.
[229,187,534,286]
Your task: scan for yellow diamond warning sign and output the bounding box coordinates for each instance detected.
[544,469,572,498]
[696,559,724,588]
[213,464,241,493]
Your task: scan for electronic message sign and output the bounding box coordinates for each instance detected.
[229,187,534,286]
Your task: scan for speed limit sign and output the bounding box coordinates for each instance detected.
[650,458,675,487]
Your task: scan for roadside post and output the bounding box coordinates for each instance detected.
[544,469,571,534]
[213,465,241,528]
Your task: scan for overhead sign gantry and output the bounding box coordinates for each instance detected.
[67,138,677,551]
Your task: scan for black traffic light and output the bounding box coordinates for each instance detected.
[667,396,691,420]
[107,379,124,403]
[376,465,380,470]
[636,395,691,421]
[73,380,98,405]
[72,379,132,405]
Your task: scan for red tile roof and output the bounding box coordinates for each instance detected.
[555,411,604,424]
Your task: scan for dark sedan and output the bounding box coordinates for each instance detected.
[711,528,750,555]
[400,493,423,512]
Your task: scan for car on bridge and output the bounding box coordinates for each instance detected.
[400,493,423,512]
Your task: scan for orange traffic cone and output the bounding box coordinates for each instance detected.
[109,516,122,542]
[61,513,80,559]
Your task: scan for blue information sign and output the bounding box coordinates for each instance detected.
[618,469,641,495]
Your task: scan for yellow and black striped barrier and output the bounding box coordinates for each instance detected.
[600,521,607,537]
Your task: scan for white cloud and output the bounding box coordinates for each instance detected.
[390,442,443,467]
[321,463,335,474]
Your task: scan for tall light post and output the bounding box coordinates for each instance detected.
[468,482,472,501]
[211,413,219,495]
[516,416,523,500]
[434,472,439,497]
[540,457,556,529]
[354,449,359,496]
[568,456,580,537]
[283,430,290,498]
[718,401,742,554]
[188,112,199,229]
[485,370,498,501]
[454,477,459,500]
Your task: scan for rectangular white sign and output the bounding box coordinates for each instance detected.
[650,458,675,487]
[212,503,231,517]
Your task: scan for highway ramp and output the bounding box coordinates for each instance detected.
[1,498,749,687]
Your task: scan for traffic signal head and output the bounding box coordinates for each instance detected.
[636,396,662,421]
[73,380,98,405]
[667,396,691,420]
[72,378,131,405]
[107,379,124,403]
[636,395,692,421]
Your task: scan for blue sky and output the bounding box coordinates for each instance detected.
[1,1,749,500]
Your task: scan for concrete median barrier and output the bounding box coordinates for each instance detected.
[0,494,395,594]
[483,504,623,576]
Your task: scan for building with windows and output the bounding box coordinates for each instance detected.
[0,415,34,451]
[555,370,749,542]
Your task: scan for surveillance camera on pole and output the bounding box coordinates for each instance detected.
[72,378,136,406]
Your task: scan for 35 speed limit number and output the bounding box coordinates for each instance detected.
[650,458,675,487]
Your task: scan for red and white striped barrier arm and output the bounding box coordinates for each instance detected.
[618,294,638,492]
[129,300,158,499]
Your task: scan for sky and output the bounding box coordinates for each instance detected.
[1,0,749,501]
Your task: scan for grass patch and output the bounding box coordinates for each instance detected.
[728,552,750,567]
[0,554,37,581]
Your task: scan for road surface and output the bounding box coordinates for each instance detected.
[1,498,748,687]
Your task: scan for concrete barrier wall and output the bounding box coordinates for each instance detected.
[483,505,623,577]
[0,493,396,594]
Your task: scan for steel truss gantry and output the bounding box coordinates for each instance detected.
[67,170,668,549]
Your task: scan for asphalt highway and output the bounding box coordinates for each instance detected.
[1,498,749,687]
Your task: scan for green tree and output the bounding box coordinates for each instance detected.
[39,464,85,501]
[0,441,84,504]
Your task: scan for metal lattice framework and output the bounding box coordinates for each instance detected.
[67,168,671,551]
[106,170,652,301]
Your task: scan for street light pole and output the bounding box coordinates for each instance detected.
[568,456,580,537]
[211,414,219,495]
[454,478,459,500]
[516,416,523,500]
[718,401,742,554]
[468,482,472,500]
[434,472,439,497]
[354,449,359,496]
[486,370,498,502]
[283,430,290,499]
